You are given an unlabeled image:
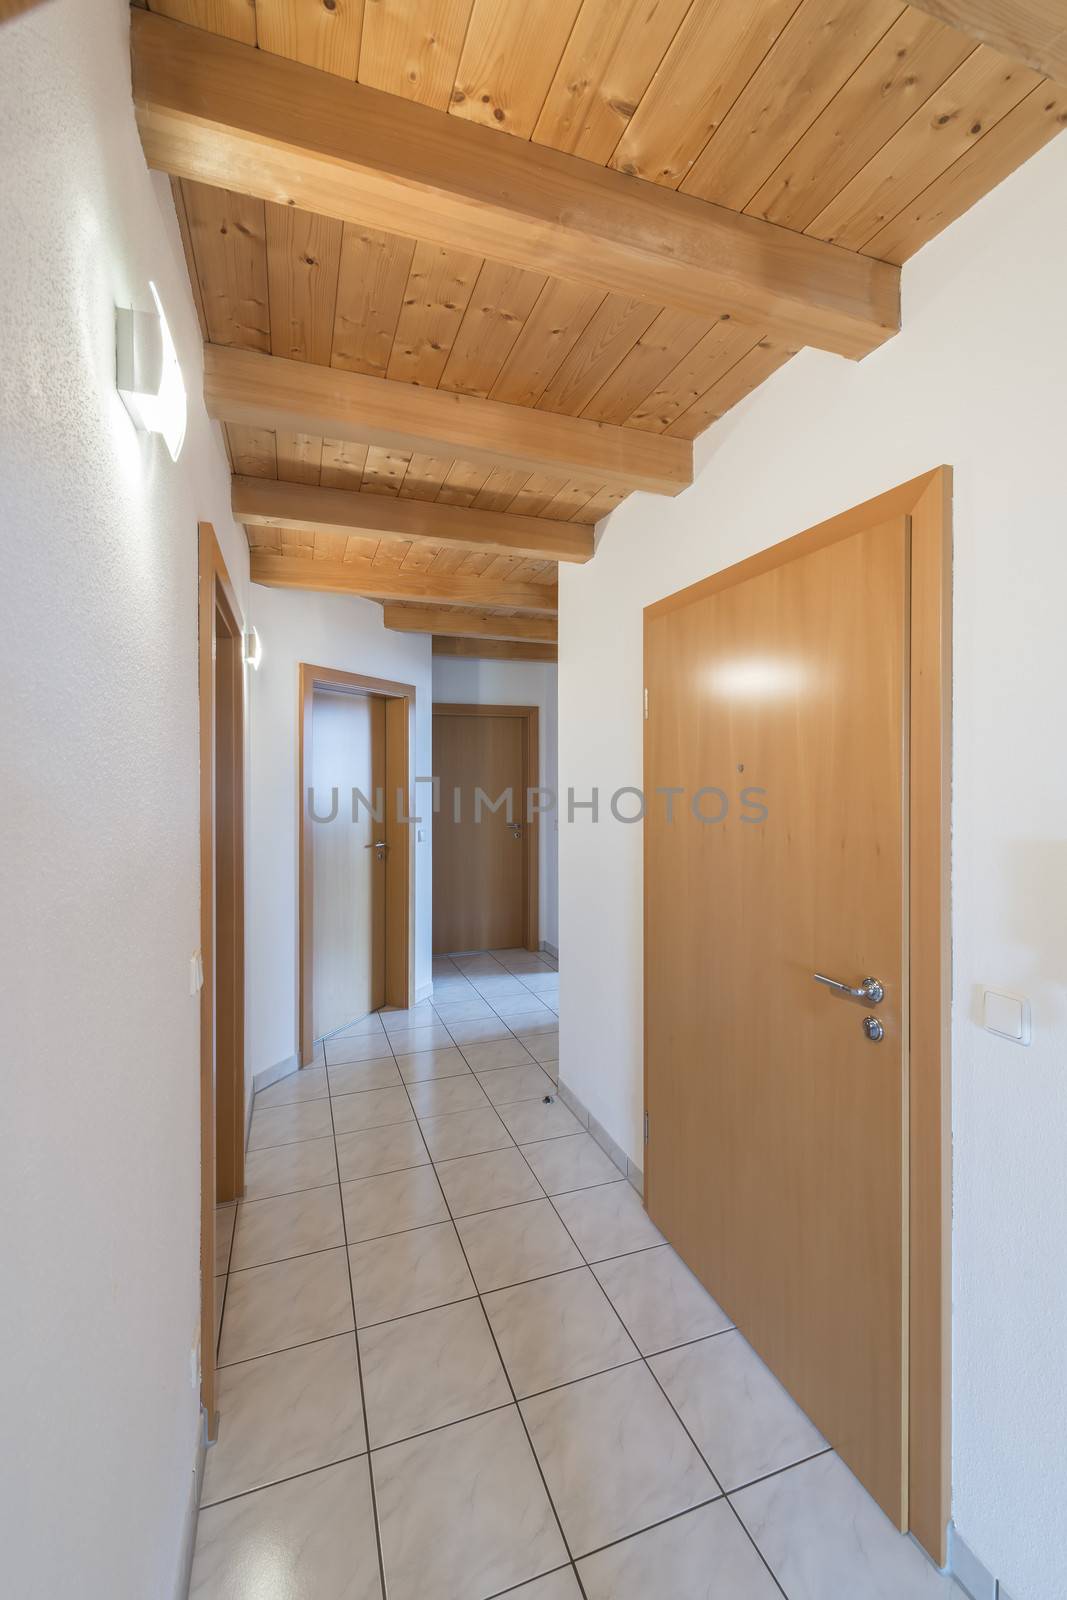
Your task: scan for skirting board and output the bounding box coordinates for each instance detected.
[541,940,559,959]
[950,1525,1006,1600]
[556,1074,643,1196]
[416,981,434,1004]
[253,1052,300,1098]
[176,1416,207,1600]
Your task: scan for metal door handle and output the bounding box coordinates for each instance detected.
[365,839,388,858]
[813,973,885,1004]
[507,823,523,836]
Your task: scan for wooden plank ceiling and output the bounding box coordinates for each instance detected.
[144,0,1065,647]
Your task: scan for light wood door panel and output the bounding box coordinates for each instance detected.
[433,711,526,952]
[311,688,386,1036]
[645,515,909,1525]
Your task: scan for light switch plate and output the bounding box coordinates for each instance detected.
[983,989,1030,1044]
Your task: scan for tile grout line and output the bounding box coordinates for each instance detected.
[323,1049,390,1600]
[382,1010,591,1600]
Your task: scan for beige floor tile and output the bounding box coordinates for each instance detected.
[330,1085,413,1135]
[510,1014,560,1037]
[347,1221,475,1326]
[445,1015,515,1045]
[190,1458,380,1600]
[522,1031,560,1064]
[594,1244,733,1355]
[215,1204,237,1271]
[231,1186,345,1271]
[332,1012,386,1038]
[327,1055,402,1095]
[382,1002,437,1031]
[435,1147,545,1218]
[201,1335,366,1506]
[505,1573,582,1599]
[483,1267,639,1397]
[476,1063,556,1105]
[551,1181,664,1262]
[731,1451,964,1599]
[335,1121,429,1182]
[521,1133,621,1196]
[496,1099,581,1145]
[327,1031,398,1065]
[578,1499,781,1599]
[463,1038,536,1074]
[419,1105,512,1161]
[516,972,559,994]
[248,1097,334,1151]
[341,1166,449,1243]
[219,1249,354,1365]
[387,1023,453,1055]
[651,1330,826,1492]
[243,1136,338,1202]
[430,975,477,999]
[522,1363,718,1557]
[493,1002,559,1031]
[396,1045,471,1082]
[467,975,528,999]
[373,1407,567,1600]
[360,1299,511,1447]
[405,1073,490,1118]
[431,997,496,1023]
[255,1066,329,1107]
[456,1199,582,1292]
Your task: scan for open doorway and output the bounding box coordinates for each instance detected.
[197,522,246,1441]
[298,665,415,1066]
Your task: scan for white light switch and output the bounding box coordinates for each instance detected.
[190,952,204,995]
[983,989,1030,1044]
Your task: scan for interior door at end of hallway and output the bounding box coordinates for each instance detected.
[644,515,909,1526]
[433,712,525,953]
[312,688,386,1038]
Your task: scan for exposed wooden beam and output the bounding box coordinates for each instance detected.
[383,607,558,644]
[132,9,899,360]
[433,638,558,664]
[906,0,1067,83]
[250,553,557,614]
[207,346,688,497]
[234,476,594,564]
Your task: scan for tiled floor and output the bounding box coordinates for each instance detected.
[198,949,964,1600]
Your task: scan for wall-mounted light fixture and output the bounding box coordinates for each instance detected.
[115,282,187,461]
[244,627,262,670]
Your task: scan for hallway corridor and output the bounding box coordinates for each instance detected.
[196,951,963,1600]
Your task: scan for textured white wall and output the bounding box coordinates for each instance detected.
[430,658,560,947]
[558,135,1067,1599]
[0,3,249,1597]
[246,586,434,1074]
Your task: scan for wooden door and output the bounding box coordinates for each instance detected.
[311,688,385,1036]
[645,514,909,1525]
[433,711,526,952]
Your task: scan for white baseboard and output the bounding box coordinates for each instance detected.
[556,1075,643,1196]
[541,940,559,959]
[950,1526,1001,1600]
[175,1414,207,1600]
[416,980,434,1004]
[253,1052,300,1098]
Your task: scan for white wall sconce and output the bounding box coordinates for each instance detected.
[115,282,187,461]
[244,627,262,670]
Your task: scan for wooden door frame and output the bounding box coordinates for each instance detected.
[432,702,540,952]
[298,664,416,1066]
[643,468,952,1563]
[197,521,246,1441]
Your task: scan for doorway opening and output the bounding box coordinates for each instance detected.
[298,665,415,1066]
[432,703,540,955]
[197,522,246,1441]
[643,469,951,1560]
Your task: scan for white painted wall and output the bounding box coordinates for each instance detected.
[431,658,559,948]
[558,134,1067,1600]
[0,3,250,1597]
[247,586,434,1074]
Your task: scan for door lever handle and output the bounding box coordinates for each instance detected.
[813,973,885,1004]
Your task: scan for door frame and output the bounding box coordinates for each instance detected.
[197,521,246,1441]
[643,467,951,1562]
[432,702,540,953]
[298,664,416,1066]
